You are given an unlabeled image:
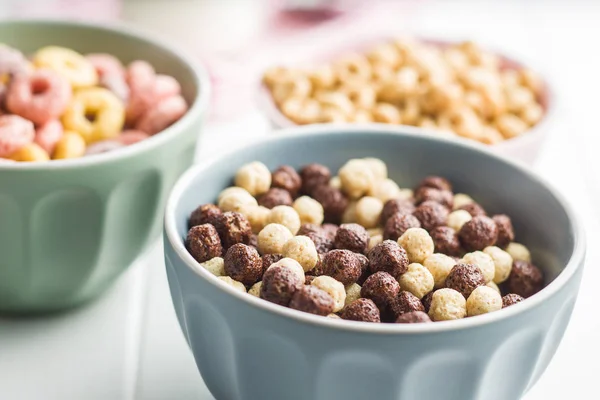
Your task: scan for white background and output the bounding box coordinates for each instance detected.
[1,1,599,399]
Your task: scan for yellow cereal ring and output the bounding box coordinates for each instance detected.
[52,131,86,159]
[9,143,50,162]
[62,87,125,143]
[33,46,98,88]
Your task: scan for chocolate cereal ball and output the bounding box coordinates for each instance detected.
[258,188,293,209]
[414,187,453,209]
[341,298,381,323]
[492,214,515,248]
[312,185,349,224]
[186,224,223,263]
[418,176,452,192]
[507,260,544,298]
[502,293,525,308]
[189,203,222,228]
[271,165,302,197]
[459,215,498,251]
[429,226,462,256]
[413,201,449,231]
[321,223,339,240]
[219,211,253,250]
[421,291,434,313]
[368,240,409,279]
[390,291,425,318]
[334,223,369,254]
[223,243,263,286]
[305,231,334,255]
[321,249,362,286]
[458,202,487,217]
[300,163,331,195]
[262,253,284,274]
[381,198,416,225]
[260,263,304,306]
[395,311,431,323]
[445,263,486,298]
[361,271,400,311]
[298,223,321,236]
[383,213,421,241]
[289,285,335,316]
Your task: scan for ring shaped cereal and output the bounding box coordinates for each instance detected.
[34,46,98,88]
[135,95,188,135]
[0,115,35,157]
[35,120,64,154]
[119,130,150,145]
[86,53,125,78]
[6,69,72,125]
[9,143,49,162]
[62,87,125,143]
[53,131,86,159]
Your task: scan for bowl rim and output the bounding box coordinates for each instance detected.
[256,33,556,152]
[164,124,585,335]
[0,18,211,170]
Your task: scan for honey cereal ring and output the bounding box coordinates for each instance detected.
[34,120,64,155]
[135,95,187,135]
[9,142,49,162]
[0,115,35,157]
[119,130,150,145]
[53,131,86,159]
[33,46,98,88]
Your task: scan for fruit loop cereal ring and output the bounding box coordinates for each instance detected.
[33,46,98,88]
[62,87,125,143]
[6,69,72,125]
[9,143,49,162]
[0,44,28,76]
[135,95,187,135]
[0,115,34,157]
[85,139,124,155]
[126,60,155,92]
[154,75,181,99]
[100,74,130,103]
[119,130,150,145]
[35,120,64,154]
[86,53,125,78]
[53,131,86,159]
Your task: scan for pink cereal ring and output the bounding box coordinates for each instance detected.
[35,120,64,154]
[0,45,28,75]
[85,139,125,156]
[153,75,181,100]
[119,129,150,145]
[0,115,35,157]
[135,95,188,135]
[86,53,125,78]
[126,60,155,92]
[6,69,72,125]
[125,84,155,125]
[100,74,130,103]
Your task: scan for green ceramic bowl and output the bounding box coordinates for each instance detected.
[0,20,210,313]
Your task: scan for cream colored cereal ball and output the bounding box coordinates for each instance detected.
[367,227,383,237]
[339,159,375,199]
[342,201,358,224]
[200,257,225,276]
[428,288,467,321]
[466,286,502,317]
[398,188,413,201]
[330,176,342,189]
[486,280,501,294]
[327,313,341,319]
[505,242,531,262]
[248,281,262,297]
[462,251,495,283]
[363,157,387,181]
[218,188,257,213]
[258,223,294,254]
[234,161,271,196]
[283,236,319,272]
[344,283,362,306]
[398,227,435,264]
[267,205,301,235]
[452,193,474,210]
[293,196,324,225]
[240,205,271,234]
[447,210,472,232]
[270,257,305,282]
[369,234,383,251]
[399,262,435,299]
[368,178,401,203]
[423,253,456,288]
[217,276,247,293]
[218,186,249,203]
[484,246,514,284]
[355,196,384,229]
[311,275,346,312]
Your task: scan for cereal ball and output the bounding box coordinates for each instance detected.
[321,249,362,286]
[260,262,304,306]
[258,223,294,254]
[271,165,302,197]
[398,262,435,299]
[368,240,409,279]
[466,286,502,317]
[414,187,453,209]
[322,223,339,240]
[240,205,271,234]
[339,159,375,199]
[334,223,369,254]
[218,188,258,213]
[445,263,485,298]
[234,161,271,196]
[341,201,357,224]
[268,205,301,235]
[505,242,531,262]
[186,224,223,263]
[381,198,416,224]
[413,201,449,231]
[492,214,515,248]
[452,193,474,210]
[218,186,248,203]
[383,213,421,241]
[258,188,293,209]
[361,271,400,311]
[421,291,434,313]
[293,196,324,225]
[398,227,435,264]
[418,176,452,192]
[312,185,349,224]
[502,293,525,308]
[311,275,347,312]
[220,212,253,249]
[459,215,498,251]
[363,157,387,181]
[458,202,487,217]
[341,298,381,323]
[355,196,384,229]
[482,246,513,284]
[461,251,495,283]
[224,243,263,286]
[273,258,306,282]
[428,288,467,321]
[390,291,425,318]
[486,280,501,294]
[200,257,225,276]
[423,253,456,288]
[217,276,247,293]
[396,311,431,323]
[429,226,462,256]
[344,283,362,306]
[507,260,544,298]
[368,227,383,237]
[304,231,334,255]
[329,176,342,189]
[289,285,335,316]
[447,210,472,232]
[283,236,319,272]
[300,163,331,195]
[262,253,284,274]
[297,223,321,236]
[189,203,222,228]
[368,179,401,203]
[248,281,262,297]
[368,234,383,251]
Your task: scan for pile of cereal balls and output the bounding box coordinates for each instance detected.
[185,158,544,324]
[263,38,544,145]
[0,44,188,162]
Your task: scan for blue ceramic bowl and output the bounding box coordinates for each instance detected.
[164,125,585,400]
